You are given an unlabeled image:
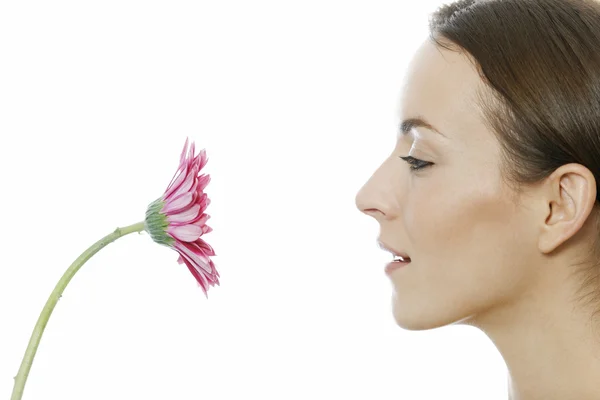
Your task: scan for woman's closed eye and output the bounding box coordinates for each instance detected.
[399,155,434,171]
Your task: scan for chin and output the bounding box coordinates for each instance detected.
[392,312,447,331]
[391,301,472,331]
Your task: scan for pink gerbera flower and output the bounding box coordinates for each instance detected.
[145,138,219,297]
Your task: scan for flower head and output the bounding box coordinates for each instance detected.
[145,138,219,298]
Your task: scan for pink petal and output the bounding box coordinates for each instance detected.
[177,252,210,298]
[168,204,201,224]
[195,213,210,226]
[196,149,208,170]
[197,193,210,212]
[179,138,190,165]
[196,239,216,256]
[166,167,196,201]
[164,139,191,196]
[197,174,210,192]
[175,244,219,297]
[169,210,206,227]
[162,192,194,214]
[168,225,202,242]
[188,141,196,163]
[175,242,213,274]
[164,164,188,199]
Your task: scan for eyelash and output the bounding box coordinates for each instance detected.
[399,156,433,171]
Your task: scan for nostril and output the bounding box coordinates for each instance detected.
[363,208,385,219]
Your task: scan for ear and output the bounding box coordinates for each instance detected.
[538,163,597,254]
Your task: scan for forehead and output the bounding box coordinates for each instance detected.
[398,39,489,142]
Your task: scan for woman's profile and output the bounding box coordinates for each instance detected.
[355,0,600,398]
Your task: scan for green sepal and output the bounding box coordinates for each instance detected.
[144,197,174,247]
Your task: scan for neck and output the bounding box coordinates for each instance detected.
[468,265,600,400]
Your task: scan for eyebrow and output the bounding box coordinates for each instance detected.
[399,117,446,138]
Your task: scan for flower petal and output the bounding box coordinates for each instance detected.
[177,251,210,298]
[196,148,208,170]
[166,166,196,201]
[194,213,210,226]
[196,239,216,256]
[169,210,206,227]
[175,242,213,274]
[164,164,188,199]
[175,243,219,298]
[188,141,196,162]
[197,174,210,192]
[179,137,190,164]
[168,224,202,242]
[162,192,194,214]
[197,193,210,212]
[168,204,201,224]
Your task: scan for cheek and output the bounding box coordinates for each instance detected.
[405,183,511,259]
[401,176,529,300]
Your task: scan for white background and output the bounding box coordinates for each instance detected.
[0,1,508,399]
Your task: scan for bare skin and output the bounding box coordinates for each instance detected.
[355,38,600,400]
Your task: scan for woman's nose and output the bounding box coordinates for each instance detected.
[355,178,387,220]
[355,157,403,220]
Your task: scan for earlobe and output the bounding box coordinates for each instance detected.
[538,164,597,254]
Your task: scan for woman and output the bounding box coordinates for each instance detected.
[355,0,600,399]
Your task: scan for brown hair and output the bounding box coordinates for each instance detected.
[428,0,600,315]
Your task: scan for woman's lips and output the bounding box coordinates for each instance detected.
[385,259,411,275]
[377,240,412,275]
[377,240,411,260]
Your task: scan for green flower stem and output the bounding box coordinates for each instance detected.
[11,221,147,400]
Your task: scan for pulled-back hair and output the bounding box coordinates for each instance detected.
[428,0,600,315]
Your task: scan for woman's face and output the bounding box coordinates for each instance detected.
[355,39,541,330]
